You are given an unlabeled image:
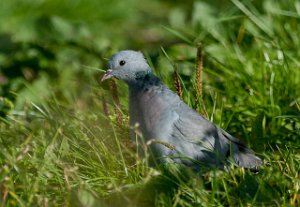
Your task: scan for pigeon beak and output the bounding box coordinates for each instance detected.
[101,69,113,82]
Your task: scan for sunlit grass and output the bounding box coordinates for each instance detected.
[1,0,300,206]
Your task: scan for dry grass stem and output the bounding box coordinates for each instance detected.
[196,43,203,97]
[1,186,8,207]
[110,79,122,125]
[173,68,182,98]
[195,43,209,118]
[102,96,109,116]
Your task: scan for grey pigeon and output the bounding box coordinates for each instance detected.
[102,50,262,171]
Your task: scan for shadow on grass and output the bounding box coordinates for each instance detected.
[102,165,191,207]
[70,165,281,206]
[69,164,192,207]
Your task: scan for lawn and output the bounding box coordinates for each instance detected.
[0,0,299,206]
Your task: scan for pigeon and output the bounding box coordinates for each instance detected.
[101,50,262,171]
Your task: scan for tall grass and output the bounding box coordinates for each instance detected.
[1,0,300,206]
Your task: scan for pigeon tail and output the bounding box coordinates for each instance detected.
[231,144,262,170]
[220,128,262,170]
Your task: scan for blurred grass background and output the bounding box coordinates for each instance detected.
[0,0,299,206]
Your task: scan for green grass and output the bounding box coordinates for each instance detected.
[1,0,300,206]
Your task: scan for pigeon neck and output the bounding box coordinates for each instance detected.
[127,71,161,90]
[135,70,152,80]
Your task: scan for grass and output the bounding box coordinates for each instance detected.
[1,0,300,206]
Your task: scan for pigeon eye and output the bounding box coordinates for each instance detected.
[119,60,126,66]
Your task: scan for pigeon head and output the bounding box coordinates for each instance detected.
[101,50,152,83]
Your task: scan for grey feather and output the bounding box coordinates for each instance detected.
[102,50,262,171]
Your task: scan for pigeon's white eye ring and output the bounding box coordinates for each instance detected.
[119,60,126,66]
